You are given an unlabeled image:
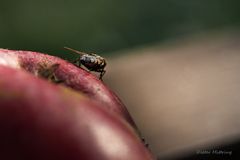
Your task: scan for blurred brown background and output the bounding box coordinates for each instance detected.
[105,31,240,159]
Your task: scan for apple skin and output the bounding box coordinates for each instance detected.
[0,49,155,160]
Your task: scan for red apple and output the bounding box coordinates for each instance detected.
[0,49,155,160]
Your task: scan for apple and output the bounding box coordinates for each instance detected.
[0,49,155,160]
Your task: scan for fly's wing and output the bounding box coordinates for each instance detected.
[64,47,86,56]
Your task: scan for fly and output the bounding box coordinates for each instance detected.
[64,47,107,80]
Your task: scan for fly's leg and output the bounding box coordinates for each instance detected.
[72,58,82,68]
[99,70,106,80]
[141,137,149,148]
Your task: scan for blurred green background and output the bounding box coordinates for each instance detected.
[0,0,240,58]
